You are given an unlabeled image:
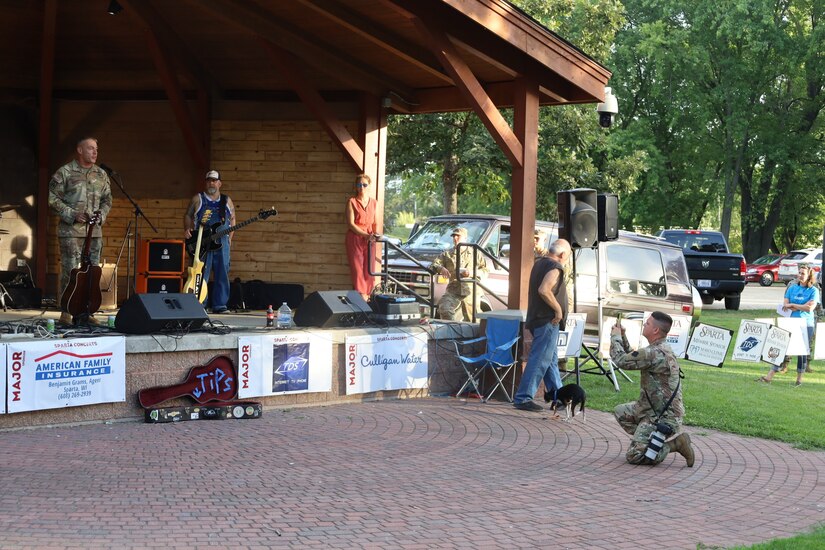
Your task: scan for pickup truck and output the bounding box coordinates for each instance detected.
[655,229,746,310]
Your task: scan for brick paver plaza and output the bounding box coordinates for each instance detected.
[2,398,824,549]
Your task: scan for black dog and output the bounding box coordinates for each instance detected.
[548,384,586,422]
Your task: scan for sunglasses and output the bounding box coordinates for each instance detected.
[356,183,369,188]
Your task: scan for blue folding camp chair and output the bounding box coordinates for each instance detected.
[453,316,521,402]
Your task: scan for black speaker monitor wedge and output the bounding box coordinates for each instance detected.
[294,290,372,328]
[557,188,598,248]
[115,293,208,334]
[598,193,619,241]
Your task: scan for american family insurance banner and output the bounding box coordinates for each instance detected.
[237,334,333,398]
[7,337,126,413]
[345,332,428,395]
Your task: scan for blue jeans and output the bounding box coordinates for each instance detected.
[514,322,562,404]
[202,237,230,310]
[797,325,815,373]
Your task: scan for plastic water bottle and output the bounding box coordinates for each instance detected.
[276,302,292,329]
[266,305,275,327]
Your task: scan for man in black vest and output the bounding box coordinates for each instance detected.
[513,238,572,411]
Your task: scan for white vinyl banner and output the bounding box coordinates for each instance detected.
[1,344,6,414]
[7,337,126,413]
[237,334,333,398]
[657,314,692,358]
[776,317,810,356]
[685,324,732,367]
[558,313,587,358]
[732,320,771,362]
[762,325,791,366]
[815,323,825,360]
[345,332,428,395]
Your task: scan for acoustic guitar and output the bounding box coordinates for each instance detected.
[138,355,237,409]
[60,211,102,323]
[186,207,277,260]
[182,210,212,303]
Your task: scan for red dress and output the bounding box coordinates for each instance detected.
[345,196,378,296]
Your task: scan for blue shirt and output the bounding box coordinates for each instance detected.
[785,284,820,326]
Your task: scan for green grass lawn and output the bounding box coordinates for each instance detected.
[582,308,825,450]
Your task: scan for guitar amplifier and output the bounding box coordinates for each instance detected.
[138,239,185,275]
[136,274,182,294]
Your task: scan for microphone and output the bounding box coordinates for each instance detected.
[99,163,117,176]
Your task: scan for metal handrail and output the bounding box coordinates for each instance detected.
[368,238,437,317]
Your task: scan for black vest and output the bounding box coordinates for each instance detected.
[526,257,567,330]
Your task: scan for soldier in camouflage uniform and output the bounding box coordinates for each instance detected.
[430,227,488,321]
[610,311,695,467]
[48,138,112,323]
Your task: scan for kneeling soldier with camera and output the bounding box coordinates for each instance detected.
[610,311,695,467]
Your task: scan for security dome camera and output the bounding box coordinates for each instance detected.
[596,87,619,128]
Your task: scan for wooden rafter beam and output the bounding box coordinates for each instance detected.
[294,0,452,86]
[193,0,418,103]
[121,0,220,98]
[124,2,208,172]
[259,39,364,172]
[412,17,523,169]
[35,0,57,290]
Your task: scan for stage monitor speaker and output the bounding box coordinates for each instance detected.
[138,239,185,275]
[557,188,598,248]
[597,193,619,241]
[115,293,207,334]
[293,290,372,328]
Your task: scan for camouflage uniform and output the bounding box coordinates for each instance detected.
[48,160,112,296]
[431,246,488,321]
[610,333,684,465]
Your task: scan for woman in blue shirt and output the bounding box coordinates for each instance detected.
[759,264,820,386]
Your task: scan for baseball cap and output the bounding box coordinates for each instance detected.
[205,170,221,180]
[451,227,468,238]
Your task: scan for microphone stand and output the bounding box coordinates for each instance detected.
[108,171,158,298]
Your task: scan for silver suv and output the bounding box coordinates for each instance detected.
[384,214,701,333]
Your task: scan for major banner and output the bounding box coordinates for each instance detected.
[6,337,126,413]
[237,334,333,398]
[685,324,732,367]
[732,320,770,362]
[345,332,428,395]
[1,344,6,414]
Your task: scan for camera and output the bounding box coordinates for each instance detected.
[596,86,619,128]
[644,422,673,460]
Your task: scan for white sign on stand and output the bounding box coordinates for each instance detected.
[6,337,126,413]
[732,320,771,362]
[776,317,810,356]
[600,317,643,356]
[237,334,333,398]
[815,323,825,360]
[762,325,791,366]
[685,324,732,367]
[558,313,587,358]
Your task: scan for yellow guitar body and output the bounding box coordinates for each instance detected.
[183,217,209,303]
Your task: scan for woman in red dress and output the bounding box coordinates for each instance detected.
[345,174,378,301]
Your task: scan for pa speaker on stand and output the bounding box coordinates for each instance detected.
[597,193,619,241]
[557,188,598,248]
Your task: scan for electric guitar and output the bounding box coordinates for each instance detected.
[182,210,212,303]
[185,207,277,260]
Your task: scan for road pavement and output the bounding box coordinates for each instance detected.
[703,282,788,310]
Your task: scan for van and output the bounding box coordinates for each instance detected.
[384,214,700,333]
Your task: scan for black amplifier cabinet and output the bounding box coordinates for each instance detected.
[371,294,420,316]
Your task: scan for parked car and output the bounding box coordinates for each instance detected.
[777,248,823,284]
[745,254,786,286]
[383,214,701,338]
